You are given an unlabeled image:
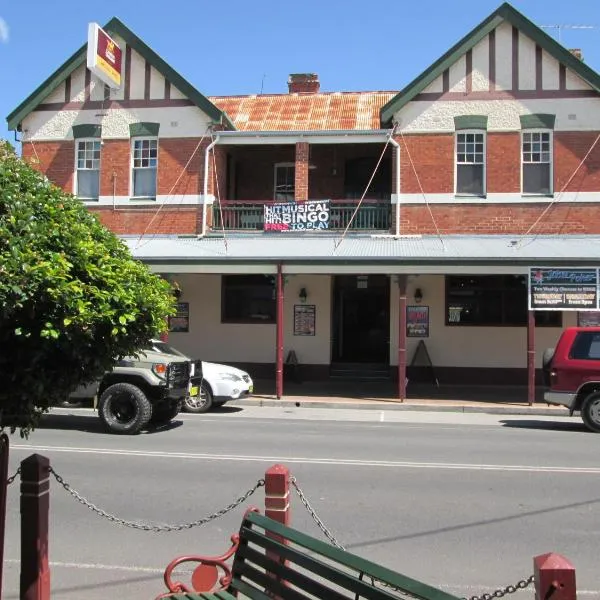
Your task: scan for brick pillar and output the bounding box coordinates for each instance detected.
[20,454,50,600]
[534,553,576,600]
[295,142,309,202]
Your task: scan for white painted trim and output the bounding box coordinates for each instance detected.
[394,192,600,204]
[520,129,553,195]
[454,130,486,197]
[146,263,530,276]
[216,134,389,145]
[85,194,209,206]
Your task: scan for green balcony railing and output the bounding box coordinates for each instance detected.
[213,201,391,231]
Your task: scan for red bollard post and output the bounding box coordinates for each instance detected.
[534,552,576,600]
[20,454,50,600]
[264,464,290,588]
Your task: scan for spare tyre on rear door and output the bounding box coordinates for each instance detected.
[542,347,555,387]
[98,382,152,434]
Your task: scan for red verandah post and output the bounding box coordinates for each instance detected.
[276,264,284,400]
[20,454,50,600]
[398,275,408,402]
[0,434,9,599]
[527,309,536,406]
[534,552,576,600]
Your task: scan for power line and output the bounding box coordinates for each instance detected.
[541,24,598,43]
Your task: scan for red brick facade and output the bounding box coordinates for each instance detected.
[92,206,198,234]
[22,141,75,192]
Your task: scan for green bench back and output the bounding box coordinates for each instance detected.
[230,511,462,600]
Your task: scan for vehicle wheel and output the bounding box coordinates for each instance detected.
[98,383,152,434]
[183,381,213,413]
[581,392,600,433]
[150,401,181,426]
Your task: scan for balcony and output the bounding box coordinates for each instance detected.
[212,200,391,232]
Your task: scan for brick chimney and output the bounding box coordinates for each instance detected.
[288,73,320,94]
[569,48,583,60]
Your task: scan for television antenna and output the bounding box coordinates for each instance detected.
[541,24,598,43]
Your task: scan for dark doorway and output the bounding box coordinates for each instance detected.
[332,275,390,365]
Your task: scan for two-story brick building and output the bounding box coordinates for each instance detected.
[7,2,600,400]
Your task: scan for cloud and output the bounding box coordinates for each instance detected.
[0,17,8,43]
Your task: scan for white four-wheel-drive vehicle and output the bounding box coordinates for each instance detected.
[149,340,254,413]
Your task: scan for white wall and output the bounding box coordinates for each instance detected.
[165,274,332,365]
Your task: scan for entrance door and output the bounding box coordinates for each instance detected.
[332,275,390,364]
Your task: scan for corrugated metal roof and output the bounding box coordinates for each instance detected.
[209,92,397,131]
[124,234,600,266]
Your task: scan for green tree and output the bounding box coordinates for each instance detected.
[0,140,175,435]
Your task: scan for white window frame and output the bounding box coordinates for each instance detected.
[273,162,295,201]
[130,137,159,199]
[454,130,486,197]
[74,138,101,201]
[521,129,553,196]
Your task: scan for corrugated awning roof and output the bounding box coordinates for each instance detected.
[124,234,600,272]
[209,92,397,131]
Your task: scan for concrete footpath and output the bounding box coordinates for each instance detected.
[237,380,570,416]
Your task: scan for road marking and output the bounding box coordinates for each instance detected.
[3,558,163,573]
[10,444,600,474]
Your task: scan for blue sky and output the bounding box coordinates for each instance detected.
[1,0,599,143]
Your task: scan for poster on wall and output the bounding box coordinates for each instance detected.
[169,302,189,333]
[293,304,316,336]
[529,268,599,311]
[578,311,600,327]
[264,200,330,232]
[407,305,429,338]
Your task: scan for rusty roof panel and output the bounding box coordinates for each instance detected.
[209,92,397,131]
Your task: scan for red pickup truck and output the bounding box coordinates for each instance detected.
[543,326,600,432]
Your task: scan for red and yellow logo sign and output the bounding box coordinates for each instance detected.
[87,23,122,89]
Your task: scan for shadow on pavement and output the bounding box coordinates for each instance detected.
[499,418,588,433]
[37,413,185,435]
[207,405,244,414]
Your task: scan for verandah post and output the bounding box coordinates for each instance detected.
[20,454,50,600]
[0,434,9,599]
[276,264,285,399]
[398,275,408,402]
[527,309,535,406]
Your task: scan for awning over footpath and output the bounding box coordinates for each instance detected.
[122,234,600,274]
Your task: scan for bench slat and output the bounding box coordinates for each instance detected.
[238,528,398,600]
[236,543,351,600]
[230,576,274,600]
[242,512,462,600]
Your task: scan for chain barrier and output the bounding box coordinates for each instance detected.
[48,466,265,532]
[291,477,534,599]
[6,467,21,486]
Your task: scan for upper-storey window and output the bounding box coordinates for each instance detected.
[132,138,158,198]
[75,139,101,200]
[522,131,552,195]
[455,131,485,196]
[274,163,295,202]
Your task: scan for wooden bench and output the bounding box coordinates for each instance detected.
[157,510,461,600]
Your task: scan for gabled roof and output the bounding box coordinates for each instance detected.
[380,2,600,125]
[209,91,397,131]
[6,17,234,131]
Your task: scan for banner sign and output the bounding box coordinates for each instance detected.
[87,23,122,89]
[407,305,429,337]
[529,268,599,311]
[264,200,329,232]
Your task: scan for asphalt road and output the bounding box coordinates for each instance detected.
[3,405,600,599]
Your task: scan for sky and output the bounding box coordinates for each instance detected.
[1,0,599,144]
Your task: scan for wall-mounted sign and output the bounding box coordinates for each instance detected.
[529,268,599,311]
[407,305,429,337]
[169,302,189,333]
[357,275,368,289]
[264,200,329,232]
[578,311,600,327]
[87,23,122,89]
[293,304,316,336]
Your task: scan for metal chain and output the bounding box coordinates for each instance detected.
[291,476,534,599]
[464,576,535,600]
[290,477,345,550]
[6,467,21,485]
[48,466,265,532]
